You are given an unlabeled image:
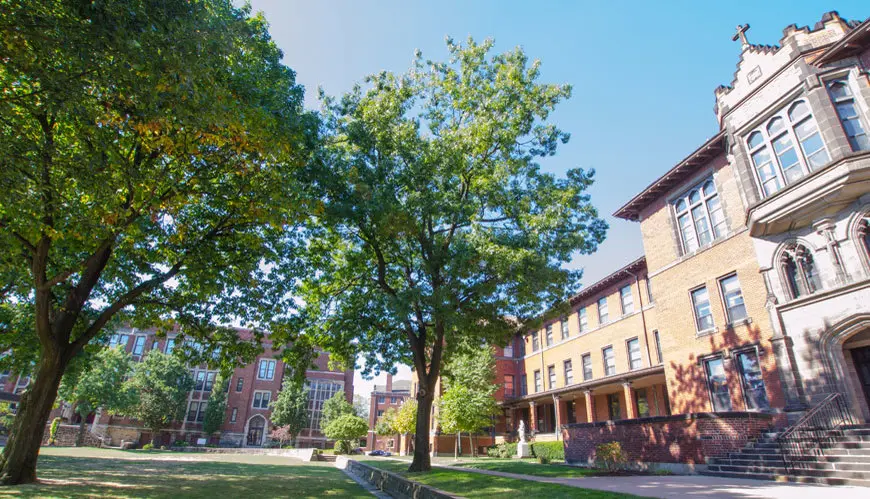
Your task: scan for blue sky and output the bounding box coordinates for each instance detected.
[244,0,868,395]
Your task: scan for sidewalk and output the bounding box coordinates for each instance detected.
[434,464,870,499]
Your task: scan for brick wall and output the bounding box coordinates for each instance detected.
[562,412,774,466]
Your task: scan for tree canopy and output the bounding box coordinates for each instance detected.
[123,351,193,441]
[0,0,317,484]
[320,391,355,430]
[393,399,418,435]
[269,380,310,446]
[202,373,229,437]
[323,413,368,452]
[375,407,398,436]
[300,37,606,470]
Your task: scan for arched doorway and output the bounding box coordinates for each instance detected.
[245,415,266,447]
[819,314,870,423]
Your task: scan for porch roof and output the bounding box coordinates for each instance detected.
[501,365,665,407]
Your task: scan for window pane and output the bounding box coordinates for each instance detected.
[704,358,732,412]
[548,365,556,389]
[636,388,650,418]
[706,195,726,238]
[603,347,616,376]
[772,133,801,183]
[545,324,553,346]
[620,285,633,314]
[675,199,687,213]
[767,117,785,135]
[747,131,764,149]
[692,287,713,331]
[794,119,828,168]
[736,351,769,410]
[688,190,701,204]
[678,213,698,252]
[560,318,569,339]
[578,307,588,332]
[582,354,592,380]
[702,180,716,197]
[598,297,608,324]
[564,360,573,385]
[628,339,642,370]
[692,205,712,246]
[720,275,747,323]
[788,101,809,121]
[752,148,782,196]
[828,81,851,100]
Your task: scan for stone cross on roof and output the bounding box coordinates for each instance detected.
[732,24,750,48]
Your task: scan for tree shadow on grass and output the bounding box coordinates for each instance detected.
[0,455,370,498]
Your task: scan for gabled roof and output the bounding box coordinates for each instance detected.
[814,17,870,65]
[567,256,646,307]
[613,132,726,221]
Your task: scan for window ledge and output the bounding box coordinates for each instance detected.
[695,327,719,338]
[725,317,752,328]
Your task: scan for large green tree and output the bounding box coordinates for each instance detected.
[57,346,135,446]
[320,390,355,430]
[322,413,368,454]
[123,351,193,446]
[438,346,499,457]
[0,0,315,484]
[269,379,309,447]
[201,373,229,438]
[300,38,606,471]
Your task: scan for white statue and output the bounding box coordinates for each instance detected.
[515,420,531,457]
[518,420,527,443]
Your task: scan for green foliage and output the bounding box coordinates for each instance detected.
[442,345,497,395]
[530,441,564,462]
[269,380,309,444]
[392,399,417,435]
[323,413,368,450]
[374,407,398,436]
[202,373,229,436]
[437,384,499,436]
[333,439,354,455]
[173,440,189,447]
[141,443,154,451]
[321,391,355,430]
[123,351,193,437]
[595,441,627,472]
[58,346,135,420]
[0,402,14,432]
[299,37,605,469]
[353,395,370,421]
[48,418,62,445]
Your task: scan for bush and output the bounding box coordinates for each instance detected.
[173,440,189,447]
[334,439,353,455]
[263,439,281,448]
[537,456,551,464]
[486,445,500,457]
[49,417,62,445]
[281,443,295,449]
[530,441,564,462]
[486,442,519,458]
[142,443,154,451]
[595,441,627,472]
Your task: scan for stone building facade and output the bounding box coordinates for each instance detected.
[53,326,354,448]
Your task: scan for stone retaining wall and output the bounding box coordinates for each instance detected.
[169,446,316,461]
[562,411,774,472]
[337,457,459,499]
[41,423,102,447]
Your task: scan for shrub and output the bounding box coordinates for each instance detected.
[486,445,499,457]
[530,441,564,462]
[334,439,353,455]
[173,440,189,447]
[537,456,551,464]
[49,417,62,445]
[263,439,281,448]
[142,443,154,451]
[595,441,627,472]
[486,442,519,458]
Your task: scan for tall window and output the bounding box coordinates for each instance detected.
[504,375,514,398]
[187,402,199,422]
[204,372,216,392]
[108,334,129,350]
[627,338,642,370]
[736,350,769,410]
[304,379,343,430]
[195,371,205,391]
[719,274,747,323]
[653,330,663,364]
[620,285,634,315]
[165,337,175,354]
[547,365,556,389]
[827,79,869,151]
[780,243,822,299]
[252,390,272,409]
[635,388,650,418]
[230,407,238,423]
[196,402,207,422]
[132,336,146,356]
[258,359,276,380]
[533,370,542,392]
[703,357,732,412]
[607,393,621,420]
[691,286,714,332]
[673,178,727,253]
[545,324,554,347]
[503,343,514,358]
[563,359,574,385]
[602,346,616,376]
[582,354,593,380]
[746,99,829,197]
[236,377,244,392]
[531,332,540,352]
[521,374,528,396]
[560,318,569,340]
[578,307,588,332]
[646,278,654,303]
[597,297,609,325]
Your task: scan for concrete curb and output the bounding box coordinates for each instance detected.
[336,456,462,499]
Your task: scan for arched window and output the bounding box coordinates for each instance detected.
[673,178,727,254]
[780,243,822,299]
[746,99,830,197]
[857,215,870,262]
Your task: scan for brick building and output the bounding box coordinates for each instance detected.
[53,326,353,448]
[366,374,411,452]
[417,11,870,467]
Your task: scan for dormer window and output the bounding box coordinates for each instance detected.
[746,99,829,197]
[673,178,726,254]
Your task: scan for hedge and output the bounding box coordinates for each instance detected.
[530,441,564,461]
[486,442,518,458]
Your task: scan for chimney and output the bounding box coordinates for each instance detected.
[385,373,393,393]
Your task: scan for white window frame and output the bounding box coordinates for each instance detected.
[620,285,634,315]
[545,324,554,346]
[691,285,714,333]
[578,307,588,332]
[252,390,271,409]
[563,359,573,385]
[597,297,609,325]
[257,359,276,380]
[672,177,726,254]
[825,76,870,151]
[581,353,593,381]
[626,337,642,370]
[718,273,748,324]
[131,335,146,356]
[602,346,616,376]
[230,407,238,423]
[745,98,830,198]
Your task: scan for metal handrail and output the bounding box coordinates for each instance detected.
[776,392,855,474]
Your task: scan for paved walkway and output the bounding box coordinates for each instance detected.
[435,464,870,498]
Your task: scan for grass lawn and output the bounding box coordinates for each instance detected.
[0,447,370,498]
[358,457,645,498]
[451,458,603,478]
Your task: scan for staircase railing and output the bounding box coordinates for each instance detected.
[776,392,855,474]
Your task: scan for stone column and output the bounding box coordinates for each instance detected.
[529,401,538,434]
[552,395,562,440]
[584,390,595,423]
[814,218,847,286]
[623,382,637,419]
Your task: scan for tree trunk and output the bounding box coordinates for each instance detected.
[76,413,87,447]
[457,431,462,457]
[470,434,475,458]
[408,391,434,472]
[0,350,69,485]
[454,432,458,460]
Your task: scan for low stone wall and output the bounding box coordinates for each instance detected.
[337,457,459,499]
[169,446,316,461]
[562,412,774,472]
[41,423,102,447]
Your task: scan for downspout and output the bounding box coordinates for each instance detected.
[626,270,653,367]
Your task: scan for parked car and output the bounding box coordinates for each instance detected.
[369,449,385,456]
